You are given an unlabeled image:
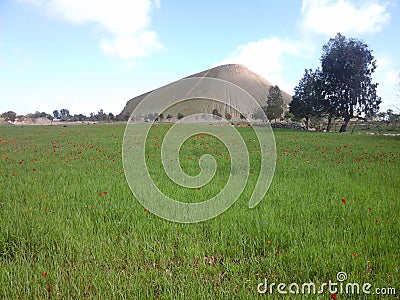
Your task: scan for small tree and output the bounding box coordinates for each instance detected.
[33,111,41,119]
[212,108,222,119]
[225,112,232,120]
[97,109,108,122]
[145,113,155,122]
[60,109,70,119]
[387,109,400,126]
[166,114,173,121]
[53,110,60,119]
[266,85,284,122]
[177,112,184,120]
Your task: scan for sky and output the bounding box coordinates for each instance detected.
[1,0,399,116]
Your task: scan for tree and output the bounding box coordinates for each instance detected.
[96,109,109,122]
[177,112,184,120]
[212,108,222,119]
[73,114,86,122]
[60,109,70,117]
[33,111,41,119]
[321,33,381,132]
[225,112,232,120]
[377,111,387,122]
[53,110,60,119]
[386,109,400,126]
[158,113,164,122]
[144,113,155,122]
[60,109,71,121]
[166,114,173,121]
[290,69,325,130]
[89,112,95,121]
[266,85,284,122]
[1,111,17,122]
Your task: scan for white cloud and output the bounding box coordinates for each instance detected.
[101,32,163,59]
[300,0,390,36]
[216,37,311,93]
[18,0,163,59]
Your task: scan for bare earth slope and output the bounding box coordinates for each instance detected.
[119,64,292,119]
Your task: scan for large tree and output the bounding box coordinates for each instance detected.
[266,85,284,122]
[321,33,381,132]
[290,69,325,130]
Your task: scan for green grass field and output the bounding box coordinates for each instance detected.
[0,124,399,299]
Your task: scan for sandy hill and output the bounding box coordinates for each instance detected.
[118,64,292,119]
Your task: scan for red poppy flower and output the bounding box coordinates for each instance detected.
[375,218,379,223]
[144,208,148,213]
[368,207,373,211]
[330,294,337,299]
[42,272,47,277]
[197,187,201,190]
[217,215,221,220]
[351,253,356,257]
[98,193,102,197]
[103,191,107,195]
[341,198,347,204]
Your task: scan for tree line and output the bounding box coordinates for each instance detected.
[0,109,124,123]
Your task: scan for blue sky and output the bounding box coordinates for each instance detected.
[1,0,399,116]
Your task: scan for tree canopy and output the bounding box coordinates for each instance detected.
[290,69,325,129]
[290,33,381,132]
[321,33,381,132]
[266,85,284,122]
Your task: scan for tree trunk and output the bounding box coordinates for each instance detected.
[339,116,351,133]
[326,115,332,132]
